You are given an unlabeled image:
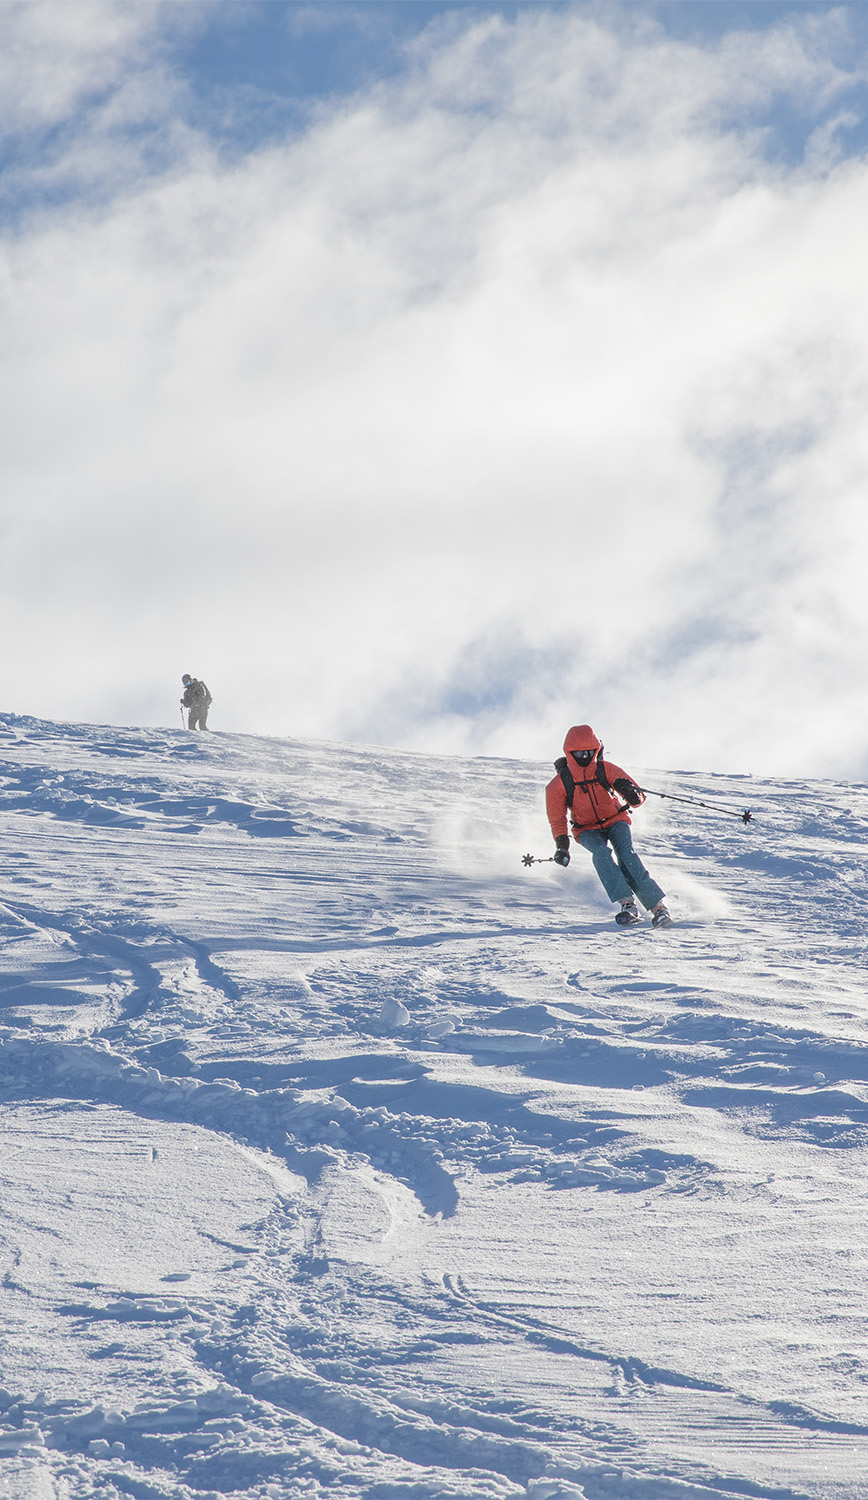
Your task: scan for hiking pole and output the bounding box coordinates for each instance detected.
[521,853,556,866]
[637,787,753,824]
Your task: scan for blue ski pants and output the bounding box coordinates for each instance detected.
[576,820,665,910]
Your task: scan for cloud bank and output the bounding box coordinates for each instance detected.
[2,2,868,777]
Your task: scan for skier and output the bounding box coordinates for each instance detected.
[546,725,671,928]
[181,673,212,731]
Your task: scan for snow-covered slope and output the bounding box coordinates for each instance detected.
[1,713,867,1500]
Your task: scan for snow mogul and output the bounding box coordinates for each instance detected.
[545,725,672,928]
[181,673,212,731]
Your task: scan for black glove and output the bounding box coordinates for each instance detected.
[613,777,642,807]
[553,835,571,867]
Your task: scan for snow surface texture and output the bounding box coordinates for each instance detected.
[0,714,867,1500]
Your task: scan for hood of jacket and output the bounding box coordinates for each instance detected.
[563,725,602,759]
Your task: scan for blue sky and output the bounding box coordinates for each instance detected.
[175,1,868,152]
[2,1,868,777]
[7,2,868,215]
[182,0,868,116]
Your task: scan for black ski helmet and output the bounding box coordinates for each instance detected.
[181,673,192,684]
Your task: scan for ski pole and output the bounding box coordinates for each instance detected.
[637,786,752,824]
[180,704,185,728]
[521,853,555,866]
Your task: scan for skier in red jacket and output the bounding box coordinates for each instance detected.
[546,725,672,928]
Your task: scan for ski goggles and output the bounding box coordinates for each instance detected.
[571,749,596,766]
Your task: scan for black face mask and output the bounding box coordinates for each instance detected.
[571,749,595,767]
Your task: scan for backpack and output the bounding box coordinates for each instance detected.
[185,678,212,707]
[553,751,612,807]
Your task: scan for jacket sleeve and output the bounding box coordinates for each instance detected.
[545,776,570,840]
[606,761,644,807]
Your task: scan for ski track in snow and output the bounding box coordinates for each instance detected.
[0,713,867,1498]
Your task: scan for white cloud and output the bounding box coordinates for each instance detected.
[0,1,159,135]
[2,4,868,777]
[0,0,203,211]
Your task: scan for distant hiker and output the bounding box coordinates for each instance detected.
[181,673,212,731]
[546,725,671,928]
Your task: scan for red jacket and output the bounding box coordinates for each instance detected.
[545,725,644,839]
